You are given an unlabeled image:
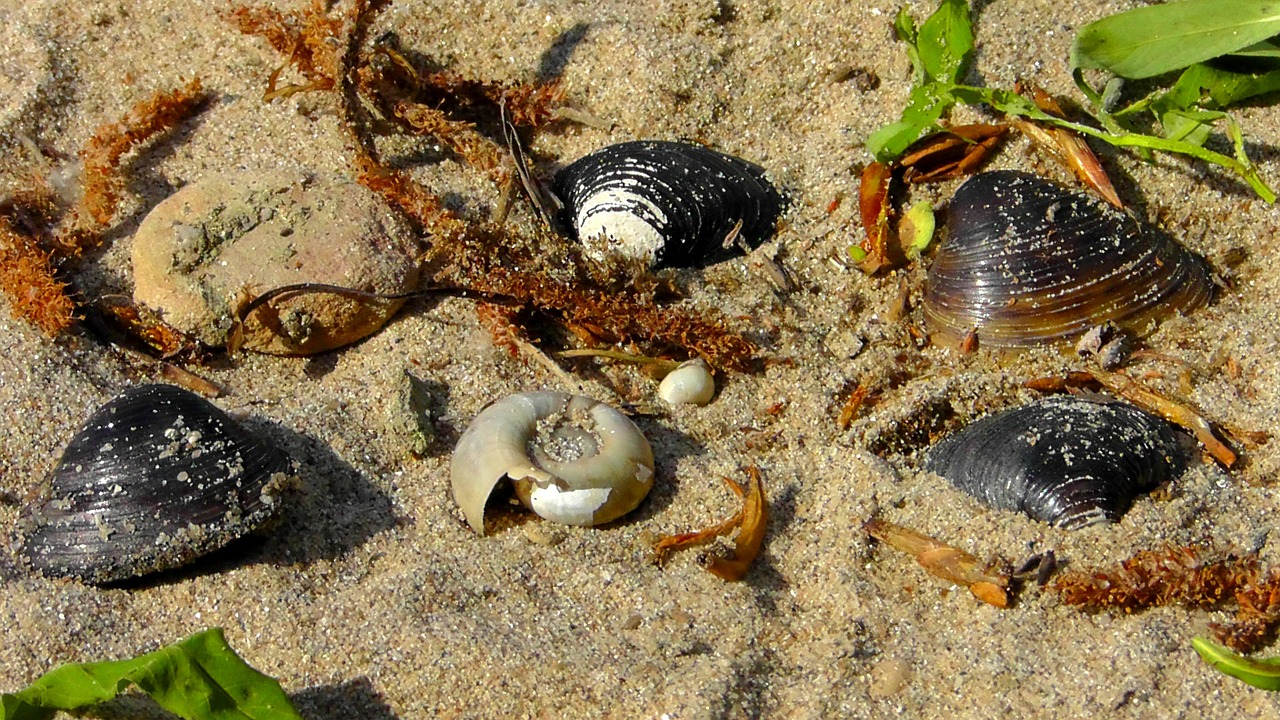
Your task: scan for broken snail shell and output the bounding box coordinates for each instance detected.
[20,384,294,584]
[658,359,715,406]
[925,395,1191,529]
[451,392,655,534]
[924,170,1213,348]
[553,140,785,268]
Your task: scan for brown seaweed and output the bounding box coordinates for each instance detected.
[1051,546,1280,653]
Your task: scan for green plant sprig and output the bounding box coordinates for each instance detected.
[867,0,1277,203]
[0,628,303,720]
[1192,636,1280,691]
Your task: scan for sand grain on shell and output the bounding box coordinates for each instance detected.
[2,0,1280,718]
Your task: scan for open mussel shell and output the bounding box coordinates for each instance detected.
[924,170,1213,348]
[20,384,293,584]
[925,396,1191,529]
[552,140,784,268]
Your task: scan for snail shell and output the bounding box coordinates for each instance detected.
[658,359,715,406]
[925,396,1191,529]
[552,140,784,268]
[450,392,655,534]
[924,170,1213,348]
[20,384,294,583]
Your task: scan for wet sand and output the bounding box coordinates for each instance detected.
[2,0,1280,717]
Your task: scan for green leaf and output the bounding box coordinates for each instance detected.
[1177,62,1280,108]
[1231,37,1280,59]
[864,0,1276,202]
[1072,0,1280,79]
[1192,637,1280,691]
[0,628,303,720]
[916,0,974,83]
[865,83,959,161]
[1157,108,1219,145]
[866,1,975,162]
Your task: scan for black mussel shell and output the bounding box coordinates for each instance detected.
[552,140,784,268]
[924,170,1213,348]
[925,396,1191,529]
[21,384,293,583]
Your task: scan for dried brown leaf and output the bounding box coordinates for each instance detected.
[652,467,768,582]
[865,518,1010,608]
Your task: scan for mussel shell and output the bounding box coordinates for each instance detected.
[552,140,784,268]
[21,384,292,583]
[925,396,1190,529]
[924,170,1213,347]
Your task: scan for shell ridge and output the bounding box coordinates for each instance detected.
[925,170,1213,346]
[927,396,1189,528]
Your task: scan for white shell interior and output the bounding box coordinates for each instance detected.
[576,188,668,264]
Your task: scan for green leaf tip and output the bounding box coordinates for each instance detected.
[1192,636,1280,691]
[0,628,304,720]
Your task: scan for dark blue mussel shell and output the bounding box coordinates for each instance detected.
[553,140,784,268]
[925,395,1191,529]
[20,384,293,584]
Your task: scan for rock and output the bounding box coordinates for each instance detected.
[868,656,912,697]
[132,171,420,355]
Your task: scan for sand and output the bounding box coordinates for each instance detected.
[2,0,1280,717]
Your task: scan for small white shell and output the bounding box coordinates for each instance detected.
[450,392,655,534]
[657,359,715,406]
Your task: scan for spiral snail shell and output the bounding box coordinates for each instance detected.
[923,170,1213,348]
[450,392,655,534]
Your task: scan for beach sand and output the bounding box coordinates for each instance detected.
[2,0,1279,717]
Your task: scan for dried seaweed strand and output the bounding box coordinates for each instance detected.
[1215,576,1280,652]
[1051,546,1280,653]
[1,80,208,337]
[393,101,507,183]
[233,0,759,371]
[468,264,758,372]
[0,217,76,333]
[225,0,342,98]
[67,78,208,249]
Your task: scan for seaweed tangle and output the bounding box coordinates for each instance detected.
[229,0,759,371]
[0,80,209,342]
[1051,546,1280,653]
